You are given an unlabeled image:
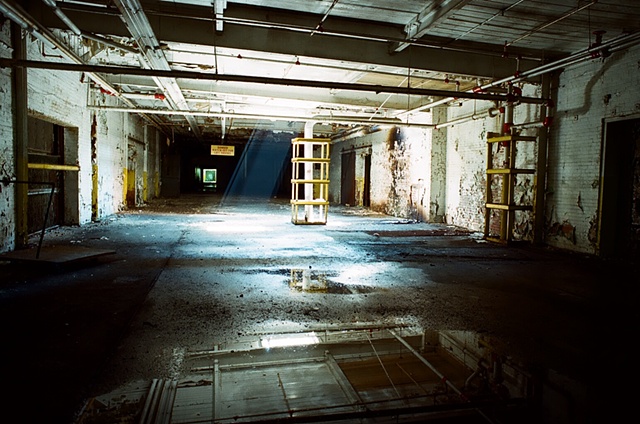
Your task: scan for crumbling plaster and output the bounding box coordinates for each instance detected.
[26,34,92,224]
[330,125,432,220]
[0,27,162,253]
[0,21,14,252]
[443,85,542,238]
[546,44,640,254]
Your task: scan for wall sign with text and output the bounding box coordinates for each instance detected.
[210,145,235,156]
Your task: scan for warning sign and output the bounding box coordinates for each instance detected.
[210,145,235,156]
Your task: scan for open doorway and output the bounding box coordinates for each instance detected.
[363,153,371,207]
[598,117,640,258]
[26,117,79,233]
[341,150,356,206]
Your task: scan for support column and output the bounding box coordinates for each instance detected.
[534,73,552,245]
[143,125,149,202]
[429,108,446,222]
[11,22,28,248]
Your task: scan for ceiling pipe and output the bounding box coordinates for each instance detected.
[511,120,544,130]
[311,0,340,36]
[0,58,547,105]
[113,0,202,140]
[400,29,640,116]
[84,105,436,128]
[0,0,165,130]
[41,0,81,35]
[40,0,139,55]
[180,47,464,86]
[80,31,138,54]
[434,107,499,129]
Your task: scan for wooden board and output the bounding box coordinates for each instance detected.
[0,245,116,264]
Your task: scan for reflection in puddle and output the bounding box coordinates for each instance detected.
[289,268,378,294]
[75,324,587,423]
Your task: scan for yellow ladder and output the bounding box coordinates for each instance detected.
[484,132,537,243]
[291,138,331,225]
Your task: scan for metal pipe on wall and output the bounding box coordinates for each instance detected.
[434,107,499,129]
[401,30,640,116]
[10,20,29,248]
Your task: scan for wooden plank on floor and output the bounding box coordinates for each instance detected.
[0,245,116,264]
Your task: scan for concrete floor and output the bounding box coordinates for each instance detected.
[0,194,637,423]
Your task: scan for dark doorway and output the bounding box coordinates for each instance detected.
[27,117,65,234]
[161,153,181,197]
[599,118,640,258]
[341,151,356,206]
[363,153,371,207]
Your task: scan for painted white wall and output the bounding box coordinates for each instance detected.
[329,124,433,220]
[0,22,15,252]
[0,29,163,253]
[388,126,431,219]
[94,98,127,217]
[444,100,503,231]
[26,34,91,225]
[546,43,640,253]
[442,85,542,236]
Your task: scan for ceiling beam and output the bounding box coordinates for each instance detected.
[0,0,166,131]
[0,58,548,105]
[113,0,202,140]
[40,1,540,78]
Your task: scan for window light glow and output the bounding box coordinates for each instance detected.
[261,332,319,349]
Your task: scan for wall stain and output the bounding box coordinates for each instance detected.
[547,220,577,244]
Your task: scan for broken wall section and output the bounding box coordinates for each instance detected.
[443,83,543,236]
[329,124,434,221]
[0,29,163,253]
[0,21,14,252]
[547,43,640,254]
[90,92,162,216]
[26,32,90,225]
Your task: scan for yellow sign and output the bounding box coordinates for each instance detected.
[210,145,235,156]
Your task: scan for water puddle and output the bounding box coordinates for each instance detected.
[288,268,377,294]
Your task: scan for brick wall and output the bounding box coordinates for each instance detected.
[0,28,163,253]
[0,22,14,252]
[329,124,432,220]
[546,43,640,253]
[442,85,542,235]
